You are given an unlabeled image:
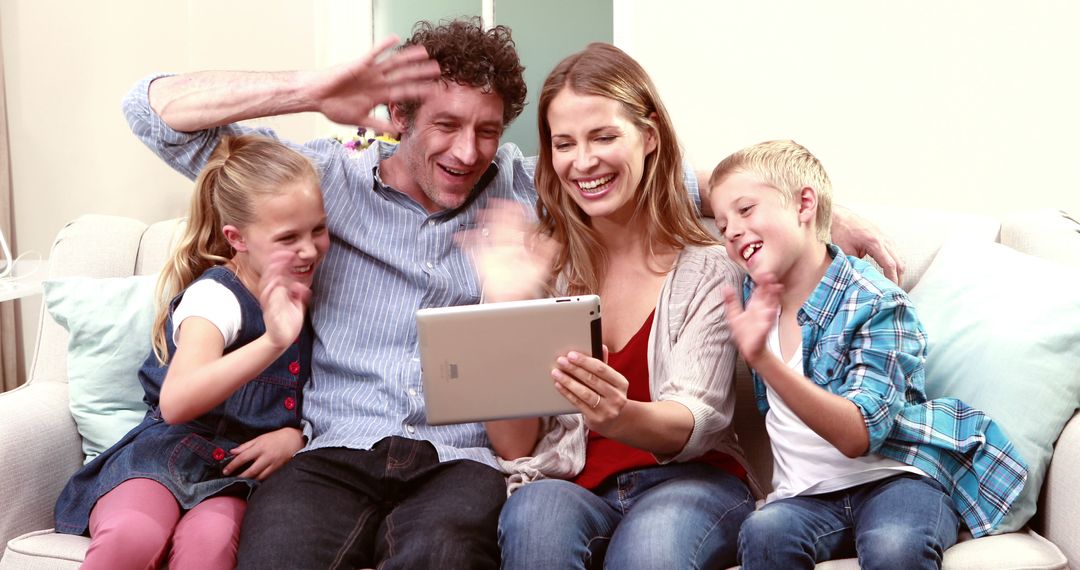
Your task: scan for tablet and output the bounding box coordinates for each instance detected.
[417,295,602,425]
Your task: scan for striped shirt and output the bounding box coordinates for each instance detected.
[743,244,1028,537]
[124,75,538,468]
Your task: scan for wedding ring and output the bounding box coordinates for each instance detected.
[591,394,601,408]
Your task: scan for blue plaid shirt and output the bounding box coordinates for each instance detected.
[744,245,1027,537]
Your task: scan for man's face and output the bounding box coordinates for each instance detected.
[393,82,505,212]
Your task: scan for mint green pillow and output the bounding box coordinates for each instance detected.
[909,240,1080,533]
[43,275,157,464]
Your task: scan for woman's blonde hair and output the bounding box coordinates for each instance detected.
[534,43,715,295]
[151,135,318,362]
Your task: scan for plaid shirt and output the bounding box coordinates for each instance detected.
[744,245,1027,537]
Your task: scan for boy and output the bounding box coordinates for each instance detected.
[708,140,1027,569]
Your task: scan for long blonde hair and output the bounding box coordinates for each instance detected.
[534,43,715,295]
[151,135,318,362]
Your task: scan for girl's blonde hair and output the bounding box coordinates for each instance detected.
[534,43,715,295]
[151,135,318,362]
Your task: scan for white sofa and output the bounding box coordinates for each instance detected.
[1,207,1078,569]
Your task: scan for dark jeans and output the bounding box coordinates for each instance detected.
[236,436,507,570]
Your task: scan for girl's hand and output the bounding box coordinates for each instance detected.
[456,199,557,302]
[551,348,629,435]
[259,251,311,349]
[720,275,784,366]
[224,427,305,480]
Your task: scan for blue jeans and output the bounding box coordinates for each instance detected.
[738,473,960,570]
[235,437,506,570]
[499,462,754,569]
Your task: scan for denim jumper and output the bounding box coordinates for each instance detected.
[54,266,310,535]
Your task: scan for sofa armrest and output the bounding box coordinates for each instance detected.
[0,380,84,548]
[1040,411,1080,566]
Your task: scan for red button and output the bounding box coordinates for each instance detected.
[212,448,225,461]
[284,396,296,411]
[288,361,300,375]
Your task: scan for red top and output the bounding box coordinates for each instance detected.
[573,310,746,490]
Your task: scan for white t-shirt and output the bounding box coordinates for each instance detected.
[764,316,924,502]
[170,279,243,348]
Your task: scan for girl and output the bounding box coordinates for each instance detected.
[54,134,329,569]
[476,43,758,569]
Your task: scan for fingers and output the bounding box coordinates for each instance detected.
[551,352,623,404]
[720,285,744,320]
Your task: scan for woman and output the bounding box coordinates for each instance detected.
[478,43,758,569]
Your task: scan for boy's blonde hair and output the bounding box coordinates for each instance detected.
[151,135,318,363]
[709,139,832,242]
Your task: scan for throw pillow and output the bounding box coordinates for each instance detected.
[43,275,157,464]
[909,239,1080,533]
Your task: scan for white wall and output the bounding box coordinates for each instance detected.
[619,0,1080,218]
[1,0,371,376]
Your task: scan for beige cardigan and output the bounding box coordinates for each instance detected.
[498,245,761,497]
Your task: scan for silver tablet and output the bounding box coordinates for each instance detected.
[417,295,602,425]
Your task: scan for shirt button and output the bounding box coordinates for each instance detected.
[289,361,300,375]
[426,261,434,269]
[428,220,436,226]
[408,388,417,396]
[481,228,490,237]
[284,396,297,411]
[212,447,226,461]
[406,425,416,434]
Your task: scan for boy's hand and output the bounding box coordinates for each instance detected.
[258,251,311,349]
[721,277,784,365]
[224,427,305,481]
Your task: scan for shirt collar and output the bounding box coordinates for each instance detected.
[741,244,854,328]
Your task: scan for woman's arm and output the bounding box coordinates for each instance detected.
[485,418,543,460]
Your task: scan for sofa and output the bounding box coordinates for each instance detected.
[1,206,1078,569]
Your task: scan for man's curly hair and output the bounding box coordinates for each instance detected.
[398,18,527,128]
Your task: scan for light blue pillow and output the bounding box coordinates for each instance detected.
[43,275,157,464]
[909,240,1080,533]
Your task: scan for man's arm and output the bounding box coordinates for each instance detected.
[149,37,439,133]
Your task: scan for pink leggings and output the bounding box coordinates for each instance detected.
[82,478,246,570]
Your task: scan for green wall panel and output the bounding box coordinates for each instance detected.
[495,0,613,155]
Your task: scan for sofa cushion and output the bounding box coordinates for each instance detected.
[909,239,1080,533]
[42,275,156,463]
[1,529,86,569]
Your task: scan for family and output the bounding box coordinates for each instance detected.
[52,18,1026,570]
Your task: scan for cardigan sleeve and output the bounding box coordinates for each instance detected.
[651,246,744,463]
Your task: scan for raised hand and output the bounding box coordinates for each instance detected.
[309,36,442,131]
[258,250,311,349]
[457,198,557,302]
[223,427,305,480]
[720,276,784,366]
[551,348,630,435]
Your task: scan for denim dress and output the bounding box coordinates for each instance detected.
[54,266,310,535]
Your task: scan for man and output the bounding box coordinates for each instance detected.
[126,18,901,569]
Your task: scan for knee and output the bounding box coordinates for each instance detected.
[85,510,172,567]
[859,524,946,570]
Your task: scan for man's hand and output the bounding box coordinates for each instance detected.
[224,427,305,480]
[831,205,905,283]
[457,199,557,302]
[308,36,442,132]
